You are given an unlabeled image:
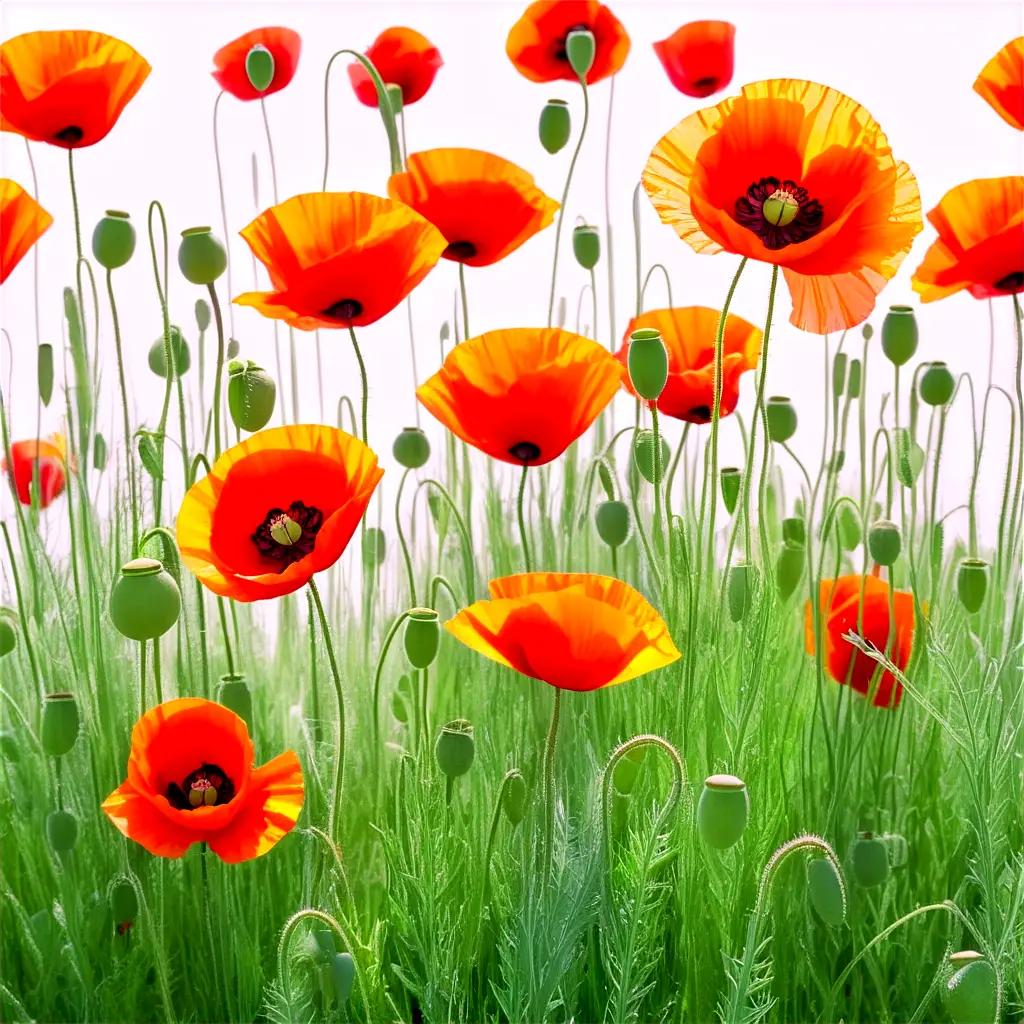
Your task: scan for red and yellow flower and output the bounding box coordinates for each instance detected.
[0,179,51,284]
[348,27,442,107]
[212,27,301,101]
[653,21,735,98]
[974,37,1024,130]
[2,435,67,508]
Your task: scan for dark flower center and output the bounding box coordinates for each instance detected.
[554,22,591,61]
[166,763,235,810]
[688,405,712,422]
[994,270,1024,292]
[735,177,823,250]
[690,76,719,95]
[252,500,323,567]
[443,240,478,261]
[321,299,364,322]
[54,125,84,144]
[509,441,542,463]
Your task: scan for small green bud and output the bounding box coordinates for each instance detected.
[627,327,669,401]
[362,527,386,568]
[696,774,749,850]
[766,395,797,443]
[832,353,848,399]
[195,298,211,332]
[861,323,874,342]
[148,326,191,379]
[957,558,988,614]
[178,226,227,285]
[110,878,138,926]
[782,517,805,547]
[404,608,440,669]
[720,467,741,514]
[727,562,757,622]
[217,674,253,733]
[806,856,846,927]
[93,433,108,471]
[41,692,79,757]
[851,831,889,887]
[837,504,861,551]
[632,429,669,484]
[572,223,600,269]
[0,729,19,762]
[0,615,16,657]
[847,358,862,398]
[944,952,997,1024]
[110,558,181,641]
[538,98,571,154]
[91,210,136,270]
[393,426,430,469]
[435,719,475,779]
[775,543,804,601]
[227,359,276,432]
[565,28,595,79]
[328,952,356,1006]
[919,361,955,406]
[868,519,901,566]
[38,343,54,406]
[881,305,918,366]
[502,770,527,826]
[595,500,629,548]
[46,809,78,853]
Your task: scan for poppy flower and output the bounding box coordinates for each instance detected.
[101,698,304,863]
[348,27,442,108]
[643,79,922,335]
[0,30,150,148]
[446,573,680,692]
[176,424,383,602]
[212,27,301,101]
[974,37,1024,130]
[804,574,915,709]
[417,327,622,467]
[912,177,1024,302]
[388,149,559,266]
[2,436,67,508]
[234,192,446,331]
[616,306,761,423]
[653,21,735,99]
[506,0,631,85]
[0,179,52,284]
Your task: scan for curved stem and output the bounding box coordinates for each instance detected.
[207,282,226,458]
[540,688,562,880]
[517,465,533,572]
[395,467,417,605]
[348,326,369,445]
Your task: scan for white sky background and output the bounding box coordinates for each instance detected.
[1,0,1023,557]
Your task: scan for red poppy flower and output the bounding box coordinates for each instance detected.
[974,37,1024,130]
[2,436,66,508]
[912,177,1024,302]
[388,149,559,266]
[0,179,51,284]
[653,21,735,98]
[176,424,383,602]
[102,698,304,863]
[0,30,150,148]
[506,0,631,85]
[348,27,442,108]
[212,27,301,101]
[616,306,761,423]
[804,574,915,709]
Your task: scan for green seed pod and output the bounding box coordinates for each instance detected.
[957,558,988,614]
[880,832,908,868]
[110,879,138,926]
[782,517,805,547]
[393,426,430,469]
[91,210,136,270]
[362,527,386,568]
[612,745,645,795]
[0,729,19,762]
[565,28,596,78]
[38,343,54,406]
[539,99,571,154]
[178,226,227,285]
[775,543,804,601]
[328,951,356,1006]
[847,358,862,399]
[862,323,874,342]
[832,353,848,399]
[502,770,527,826]
[217,674,253,733]
[837,504,861,551]
[633,429,669,484]
[404,608,440,669]
[195,298,211,332]
[597,460,615,500]
[944,952,997,1024]
[93,432,108,471]
[42,692,79,756]
[850,831,889,887]
[806,856,846,927]
[227,358,276,432]
[766,395,797,443]
[696,774,749,850]
[720,467,741,514]
[434,719,475,779]
[727,562,757,623]
[881,305,918,366]
[919,361,955,406]
[627,328,669,401]
[109,558,182,642]
[595,500,630,548]
[148,326,191,379]
[245,43,275,92]
[868,519,901,566]
[0,615,16,657]
[46,809,78,853]
[572,223,600,270]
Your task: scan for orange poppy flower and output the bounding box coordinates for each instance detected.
[912,177,1024,302]
[388,149,559,266]
[643,79,922,335]
[176,424,383,602]
[101,698,304,863]
[348,27,442,108]
[653,21,735,98]
[804,574,915,709]
[0,179,51,284]
[506,0,630,85]
[417,327,622,466]
[974,37,1024,130]
[2,436,66,507]
[234,192,446,330]
[447,573,680,692]
[212,27,301,101]
[0,30,149,148]
[616,306,761,423]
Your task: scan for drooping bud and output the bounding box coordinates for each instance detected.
[328,952,356,1006]
[539,98,571,154]
[110,878,138,928]
[404,608,440,669]
[148,326,191,379]
[850,831,889,887]
[595,500,629,548]
[720,467,741,514]
[109,558,181,641]
[565,29,596,79]
[944,951,997,1024]
[91,210,136,270]
[572,224,600,269]
[806,856,847,927]
[919,361,955,406]
[727,562,757,622]
[632,429,669,484]
[41,692,79,757]
[46,809,78,853]
[245,44,275,92]
[627,327,669,401]
[217,674,253,733]
[227,359,277,432]
[434,719,475,779]
[766,395,797,443]
[696,773,749,850]
[502,770,527,826]
[178,227,227,285]
[957,558,988,614]
[868,519,901,566]
[393,426,430,469]
[881,305,918,366]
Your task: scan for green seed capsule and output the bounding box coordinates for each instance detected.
[91,209,136,270]
[633,429,670,484]
[919,360,955,406]
[404,608,440,669]
[148,326,191,379]
[41,692,79,756]
[572,223,601,270]
[837,505,861,551]
[227,358,276,432]
[612,745,646,795]
[434,719,475,779]
[775,543,804,600]
[627,328,669,401]
[109,558,181,642]
[851,831,889,887]
[393,426,430,469]
[178,226,227,285]
[944,952,997,1024]
[868,519,901,566]
[595,500,630,548]
[217,674,253,733]
[727,562,757,623]
[565,28,595,78]
[362,527,386,568]
[806,856,846,927]
[720,467,741,514]
[110,878,138,926]
[881,305,918,366]
[766,395,797,443]
[538,98,571,154]
[957,558,988,614]
[328,952,356,1006]
[46,809,78,853]
[0,615,16,657]
[245,43,275,92]
[782,517,805,547]
[697,774,749,850]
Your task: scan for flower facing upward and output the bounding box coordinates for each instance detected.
[348,27,442,107]
[643,79,922,334]
[388,149,559,266]
[176,425,382,602]
[417,327,622,467]
[102,698,304,863]
[616,307,762,423]
[0,179,51,284]
[0,30,150,148]
[506,0,630,85]
[805,575,915,709]
[234,192,447,331]
[912,177,1024,302]
[2,436,66,508]
[974,37,1024,130]
[212,27,301,101]
[653,21,735,98]
[447,573,680,692]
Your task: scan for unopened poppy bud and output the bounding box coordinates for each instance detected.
[697,774,749,850]
[847,358,862,398]
[404,607,440,669]
[362,527,386,568]
[329,951,356,1006]
[46,809,78,853]
[720,467,741,514]
[832,353,848,398]
[612,745,645,795]
[393,426,430,469]
[539,98,571,154]
[148,326,191,379]
[435,718,475,779]
[633,429,669,484]
[572,223,600,269]
[94,433,108,471]
[944,951,997,1024]
[227,338,240,359]
[0,615,16,657]
[391,690,409,723]
[868,519,901,566]
[195,298,211,332]
[881,305,918,366]
[782,517,805,547]
[565,28,596,79]
[837,505,861,551]
[862,323,874,342]
[880,831,908,868]
[806,856,846,926]
[627,328,669,401]
[38,343,54,406]
[42,692,79,756]
[775,543,804,600]
[919,361,955,406]
[766,395,797,443]
[178,227,227,285]
[110,878,138,927]
[91,210,136,270]
[217,674,253,733]
[109,558,181,641]
[500,769,527,826]
[245,44,275,92]
[595,500,629,548]
[227,359,277,432]
[727,562,757,622]
[957,558,988,614]
[850,831,889,887]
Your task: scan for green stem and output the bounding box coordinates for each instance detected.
[517,465,533,572]
[541,688,562,880]
[458,262,470,339]
[208,282,226,458]
[348,326,369,446]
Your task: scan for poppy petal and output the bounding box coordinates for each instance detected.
[212,27,301,101]
[0,179,52,283]
[101,781,196,858]
[348,27,442,107]
[653,21,735,98]
[974,37,1024,130]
